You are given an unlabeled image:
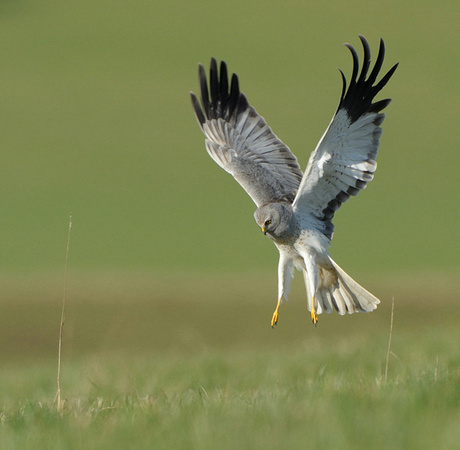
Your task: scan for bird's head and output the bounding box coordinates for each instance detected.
[254,203,293,239]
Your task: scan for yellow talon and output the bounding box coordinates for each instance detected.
[271,298,282,328]
[311,296,318,326]
[311,309,318,325]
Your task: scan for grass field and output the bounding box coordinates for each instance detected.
[0,272,459,449]
[0,0,459,448]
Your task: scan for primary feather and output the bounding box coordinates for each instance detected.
[292,36,399,239]
[191,58,303,207]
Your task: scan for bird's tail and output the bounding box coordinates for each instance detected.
[314,258,380,315]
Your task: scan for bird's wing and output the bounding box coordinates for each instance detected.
[292,36,398,237]
[191,58,303,207]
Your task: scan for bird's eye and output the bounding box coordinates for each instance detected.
[265,220,272,226]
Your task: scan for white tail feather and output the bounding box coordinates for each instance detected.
[314,258,380,315]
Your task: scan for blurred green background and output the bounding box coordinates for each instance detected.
[0,0,459,366]
[0,0,458,277]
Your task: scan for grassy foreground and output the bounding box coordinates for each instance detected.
[0,272,458,449]
[1,346,459,450]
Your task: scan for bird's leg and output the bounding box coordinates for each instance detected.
[271,297,282,327]
[272,253,293,328]
[301,256,319,326]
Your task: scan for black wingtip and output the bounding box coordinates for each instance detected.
[198,63,209,117]
[338,36,398,122]
[190,92,206,127]
[191,58,243,126]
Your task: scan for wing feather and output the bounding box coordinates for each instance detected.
[191,59,303,207]
[292,36,398,237]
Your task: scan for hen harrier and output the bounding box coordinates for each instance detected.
[191,36,398,326]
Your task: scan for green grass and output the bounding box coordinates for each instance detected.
[0,272,459,449]
[1,347,459,450]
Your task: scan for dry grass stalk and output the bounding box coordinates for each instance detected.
[56,213,72,413]
[384,297,395,383]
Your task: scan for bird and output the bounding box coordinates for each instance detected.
[190,36,398,327]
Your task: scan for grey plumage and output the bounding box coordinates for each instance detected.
[191,36,398,326]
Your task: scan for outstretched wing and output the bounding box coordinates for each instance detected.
[191,58,303,207]
[292,36,398,238]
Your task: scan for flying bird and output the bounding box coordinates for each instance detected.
[190,36,398,326]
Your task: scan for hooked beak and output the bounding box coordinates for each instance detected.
[261,227,267,235]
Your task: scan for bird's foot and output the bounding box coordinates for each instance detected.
[271,298,282,328]
[311,296,318,326]
[311,309,318,326]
